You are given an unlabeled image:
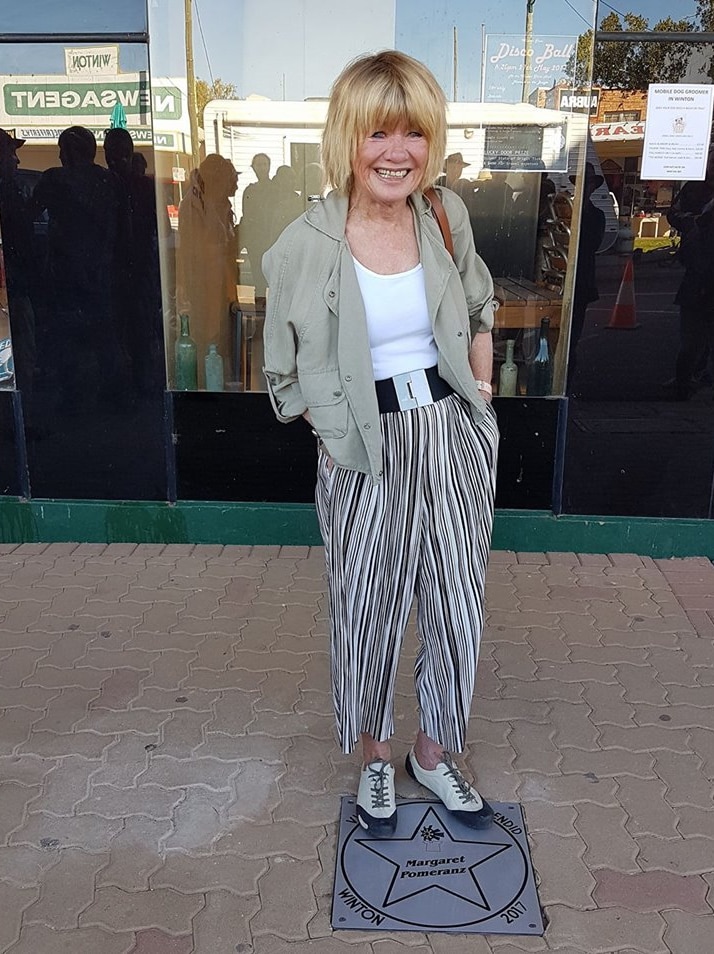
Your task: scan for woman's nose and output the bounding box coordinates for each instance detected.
[384,135,409,159]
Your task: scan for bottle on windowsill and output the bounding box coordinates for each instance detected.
[526,317,552,396]
[205,343,224,392]
[499,339,518,397]
[175,313,198,390]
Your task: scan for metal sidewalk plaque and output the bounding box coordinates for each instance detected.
[332,798,543,935]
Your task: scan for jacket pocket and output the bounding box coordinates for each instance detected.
[300,370,349,438]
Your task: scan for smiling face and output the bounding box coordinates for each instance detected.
[351,127,429,209]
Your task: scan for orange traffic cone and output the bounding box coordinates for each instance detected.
[606,257,640,329]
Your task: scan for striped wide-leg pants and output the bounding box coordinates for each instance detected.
[315,394,498,755]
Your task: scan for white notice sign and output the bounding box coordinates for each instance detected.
[641,84,714,181]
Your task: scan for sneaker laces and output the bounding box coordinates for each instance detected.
[441,752,477,805]
[367,760,393,809]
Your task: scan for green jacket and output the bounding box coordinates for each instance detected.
[262,187,496,482]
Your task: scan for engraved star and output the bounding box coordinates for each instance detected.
[355,806,511,910]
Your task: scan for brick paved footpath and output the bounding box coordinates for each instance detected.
[0,543,713,954]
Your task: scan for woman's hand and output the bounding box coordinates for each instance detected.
[305,412,335,471]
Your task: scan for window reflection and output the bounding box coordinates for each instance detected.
[0,42,165,412]
[0,0,147,34]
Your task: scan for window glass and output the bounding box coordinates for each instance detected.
[596,0,709,34]
[0,41,165,408]
[0,1,147,34]
[150,0,598,396]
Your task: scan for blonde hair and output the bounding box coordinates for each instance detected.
[321,50,447,195]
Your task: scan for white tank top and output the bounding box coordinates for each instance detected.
[352,257,438,381]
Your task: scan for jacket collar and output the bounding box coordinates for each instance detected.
[304,188,434,241]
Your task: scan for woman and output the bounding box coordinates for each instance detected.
[263,51,498,838]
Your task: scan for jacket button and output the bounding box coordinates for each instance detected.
[344,374,352,382]
[378,470,383,477]
[328,290,336,298]
[457,331,463,336]
[333,390,342,397]
[364,423,371,429]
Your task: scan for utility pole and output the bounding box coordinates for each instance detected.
[184,0,200,169]
[521,0,536,103]
[453,26,458,101]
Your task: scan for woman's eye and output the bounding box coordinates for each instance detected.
[408,131,424,138]
[370,131,386,139]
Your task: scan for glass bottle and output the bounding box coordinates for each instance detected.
[205,343,224,392]
[499,339,518,397]
[174,313,197,390]
[526,317,552,396]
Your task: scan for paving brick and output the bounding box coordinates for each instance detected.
[42,632,94,667]
[138,755,239,791]
[581,683,636,726]
[574,803,640,872]
[24,847,108,929]
[521,800,577,836]
[519,772,620,806]
[0,844,60,887]
[525,628,570,662]
[96,816,170,890]
[12,923,134,953]
[32,687,98,733]
[0,781,41,844]
[77,707,171,735]
[163,789,233,852]
[77,783,182,819]
[593,868,710,913]
[635,703,714,731]
[25,754,98,815]
[89,733,153,788]
[652,750,714,809]
[10,810,123,852]
[0,707,42,755]
[133,686,220,711]
[80,884,204,934]
[509,722,560,774]
[252,856,319,940]
[529,831,595,908]
[638,834,714,874]
[597,723,690,754]
[27,665,108,690]
[676,804,714,839]
[158,708,210,757]
[0,648,48,686]
[502,677,584,704]
[192,891,261,954]
[213,818,322,859]
[560,747,655,779]
[616,776,679,838]
[545,904,667,953]
[662,910,714,954]
[0,754,55,787]
[129,929,194,954]
[151,851,267,895]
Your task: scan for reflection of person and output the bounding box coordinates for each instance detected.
[0,128,36,393]
[263,51,499,838]
[177,154,238,383]
[33,125,129,410]
[469,171,513,275]
[665,149,714,400]
[104,128,164,395]
[567,162,605,390]
[270,165,303,239]
[240,153,275,310]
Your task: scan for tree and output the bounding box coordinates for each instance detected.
[195,78,240,123]
[566,11,695,90]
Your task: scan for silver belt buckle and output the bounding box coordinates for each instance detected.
[392,368,434,411]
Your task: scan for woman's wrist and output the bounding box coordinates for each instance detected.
[474,379,492,400]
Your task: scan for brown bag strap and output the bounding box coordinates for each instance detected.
[424,186,455,260]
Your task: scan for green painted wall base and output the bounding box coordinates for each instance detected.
[1,497,713,557]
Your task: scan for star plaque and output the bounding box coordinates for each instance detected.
[332,798,543,934]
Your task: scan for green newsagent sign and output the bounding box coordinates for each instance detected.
[4,82,181,120]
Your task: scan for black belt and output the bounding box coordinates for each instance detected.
[375,366,454,413]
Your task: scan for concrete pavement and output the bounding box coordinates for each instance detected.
[0,542,713,953]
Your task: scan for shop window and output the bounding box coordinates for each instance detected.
[0,41,165,406]
[150,0,597,398]
[603,110,642,122]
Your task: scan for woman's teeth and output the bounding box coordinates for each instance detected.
[376,169,408,178]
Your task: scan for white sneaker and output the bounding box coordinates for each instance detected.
[357,759,397,837]
[405,749,493,829]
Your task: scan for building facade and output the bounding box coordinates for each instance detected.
[1,0,713,554]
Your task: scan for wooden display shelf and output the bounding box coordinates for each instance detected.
[493,277,563,330]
